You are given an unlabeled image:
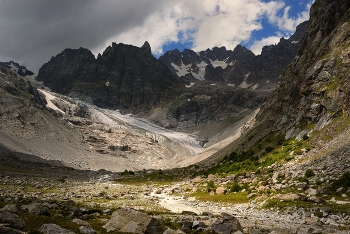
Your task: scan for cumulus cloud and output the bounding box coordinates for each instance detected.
[250,36,282,55]
[0,0,313,72]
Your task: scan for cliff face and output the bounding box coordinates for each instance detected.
[37,42,184,113]
[256,0,350,139]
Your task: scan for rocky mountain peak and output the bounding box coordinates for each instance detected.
[37,43,184,112]
[141,41,152,54]
[159,21,307,88]
[0,61,34,77]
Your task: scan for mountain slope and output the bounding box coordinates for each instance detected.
[256,0,350,139]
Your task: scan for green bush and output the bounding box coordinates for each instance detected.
[332,171,350,190]
[265,146,274,153]
[230,182,241,192]
[302,134,309,140]
[305,169,315,178]
[207,180,215,192]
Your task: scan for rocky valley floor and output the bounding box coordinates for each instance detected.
[1,148,350,234]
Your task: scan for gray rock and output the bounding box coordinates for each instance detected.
[211,213,243,234]
[79,226,96,234]
[22,202,50,215]
[72,219,91,227]
[0,225,24,234]
[305,188,318,196]
[295,182,309,190]
[192,220,207,229]
[0,204,21,213]
[248,228,261,234]
[163,228,186,234]
[103,208,162,234]
[39,223,75,234]
[0,210,25,230]
[216,187,227,195]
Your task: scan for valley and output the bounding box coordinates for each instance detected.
[0,0,350,233]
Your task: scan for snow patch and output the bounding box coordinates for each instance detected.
[39,90,65,114]
[210,57,230,69]
[291,41,299,44]
[105,81,110,86]
[227,83,235,87]
[10,63,18,72]
[238,73,251,88]
[171,62,191,78]
[251,83,259,90]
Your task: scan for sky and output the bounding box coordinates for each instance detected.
[0,0,313,72]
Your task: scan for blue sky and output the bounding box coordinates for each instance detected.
[0,0,313,71]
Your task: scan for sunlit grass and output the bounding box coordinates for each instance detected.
[188,191,248,204]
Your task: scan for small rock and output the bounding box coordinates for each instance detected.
[247,193,256,199]
[0,226,24,234]
[40,223,75,234]
[279,193,300,201]
[248,228,261,234]
[305,188,318,196]
[72,219,91,227]
[208,174,217,181]
[295,182,308,190]
[79,226,97,234]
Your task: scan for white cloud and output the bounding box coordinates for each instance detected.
[250,36,282,55]
[99,0,312,56]
[265,2,312,32]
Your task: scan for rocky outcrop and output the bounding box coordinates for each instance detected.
[103,208,162,234]
[0,61,34,77]
[37,42,184,113]
[256,0,350,139]
[152,82,267,129]
[159,21,308,90]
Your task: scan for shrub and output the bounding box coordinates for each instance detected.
[265,146,274,153]
[305,169,315,178]
[230,182,241,192]
[302,134,309,140]
[207,180,215,192]
[332,171,350,190]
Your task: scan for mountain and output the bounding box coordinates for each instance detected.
[36,41,184,113]
[255,0,350,140]
[197,0,350,170]
[0,61,34,76]
[159,21,308,90]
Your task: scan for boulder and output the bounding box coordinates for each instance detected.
[39,224,75,234]
[279,193,300,201]
[22,202,50,216]
[0,210,25,230]
[72,218,91,227]
[103,208,162,234]
[208,174,217,181]
[210,213,243,234]
[79,226,97,234]
[305,188,318,196]
[0,225,24,234]
[295,182,309,190]
[163,228,186,234]
[216,187,227,195]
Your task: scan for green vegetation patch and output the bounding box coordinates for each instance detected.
[188,191,248,204]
